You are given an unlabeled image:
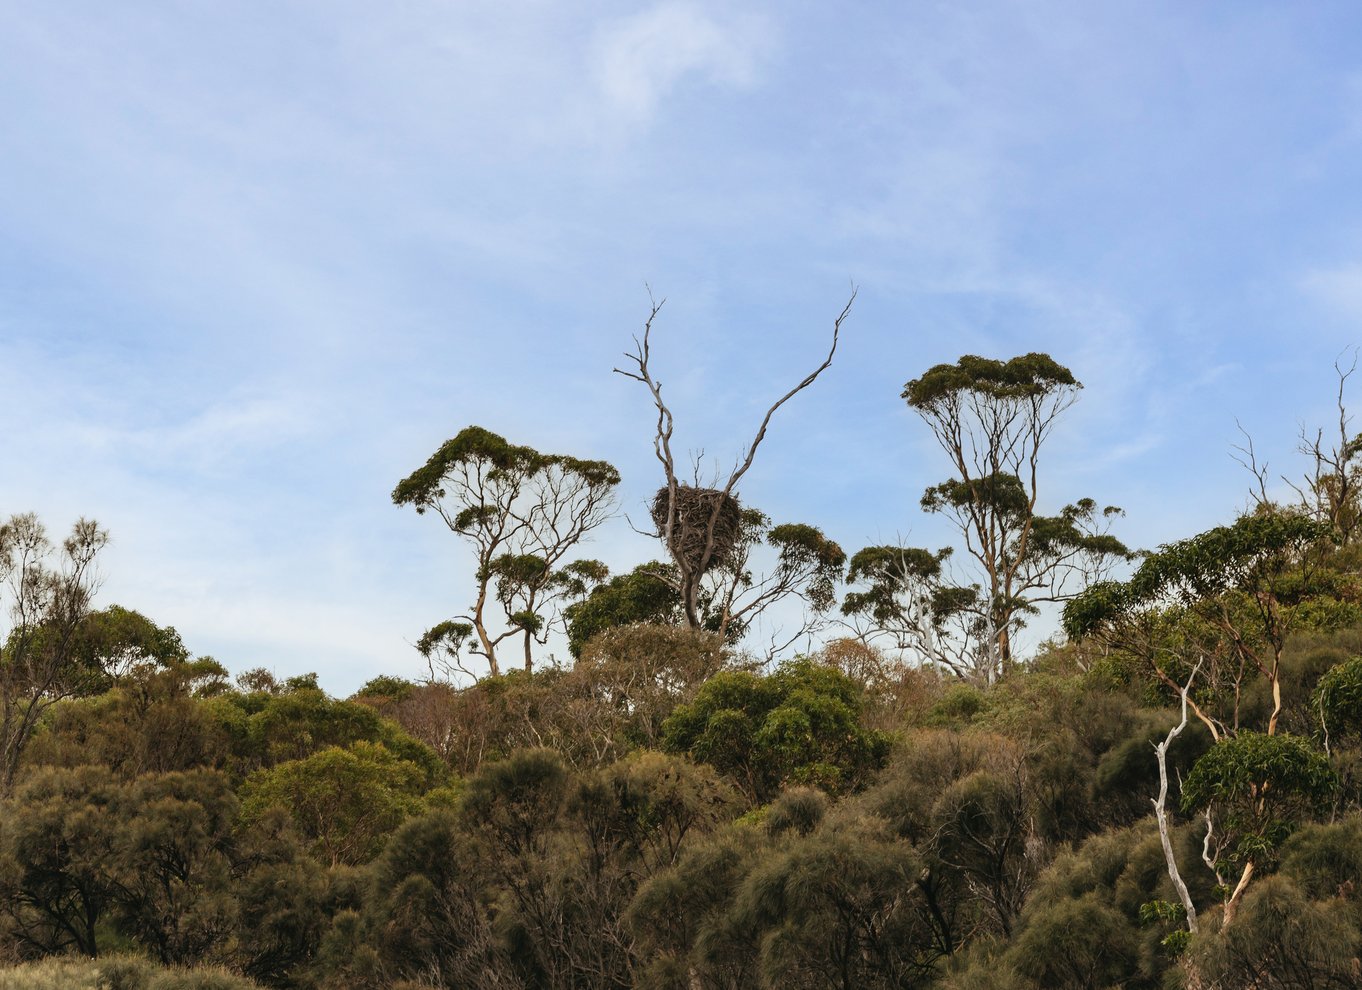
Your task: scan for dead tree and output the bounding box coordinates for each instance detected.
[614,289,856,632]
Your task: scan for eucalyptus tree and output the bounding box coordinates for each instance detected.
[0,514,108,796]
[1065,510,1335,928]
[846,354,1129,682]
[566,510,846,657]
[393,426,620,677]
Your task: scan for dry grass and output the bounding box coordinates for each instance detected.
[0,955,263,990]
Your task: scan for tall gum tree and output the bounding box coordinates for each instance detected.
[393,426,620,678]
[847,354,1129,683]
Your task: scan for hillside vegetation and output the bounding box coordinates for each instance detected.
[5,349,1362,989]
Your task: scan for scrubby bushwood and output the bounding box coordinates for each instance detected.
[238,742,429,867]
[661,657,890,805]
[734,823,939,989]
[570,624,727,750]
[0,765,122,957]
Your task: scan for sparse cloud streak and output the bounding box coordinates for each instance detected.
[4,1,1362,692]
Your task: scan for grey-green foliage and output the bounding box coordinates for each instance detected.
[736,820,937,989]
[0,765,330,983]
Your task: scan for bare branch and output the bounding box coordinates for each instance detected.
[1230,420,1272,511]
[721,287,857,500]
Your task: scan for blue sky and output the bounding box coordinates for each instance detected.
[4,1,1362,694]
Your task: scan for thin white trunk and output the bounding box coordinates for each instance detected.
[1153,660,1201,934]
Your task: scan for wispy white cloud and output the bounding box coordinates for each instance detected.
[592,3,768,123]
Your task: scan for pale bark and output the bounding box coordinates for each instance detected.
[1152,660,1201,934]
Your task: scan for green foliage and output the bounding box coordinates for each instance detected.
[902,352,1079,409]
[764,786,828,838]
[842,544,978,644]
[337,809,507,988]
[626,825,764,989]
[24,660,238,779]
[460,747,571,857]
[392,425,619,511]
[922,471,1031,518]
[763,522,846,613]
[239,742,429,866]
[392,425,620,675]
[1008,893,1139,990]
[1182,732,1337,865]
[930,769,1033,936]
[1315,653,1362,743]
[893,353,1128,679]
[414,620,473,662]
[0,765,123,957]
[228,809,331,987]
[734,823,938,988]
[926,683,989,726]
[351,674,415,704]
[112,771,240,964]
[564,563,682,657]
[1190,874,1362,989]
[1067,512,1333,638]
[1278,815,1362,901]
[662,657,890,803]
[66,605,191,686]
[1130,512,1331,603]
[233,686,444,783]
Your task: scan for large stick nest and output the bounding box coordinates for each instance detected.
[651,485,741,574]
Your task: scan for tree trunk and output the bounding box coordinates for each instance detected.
[1222,860,1255,928]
